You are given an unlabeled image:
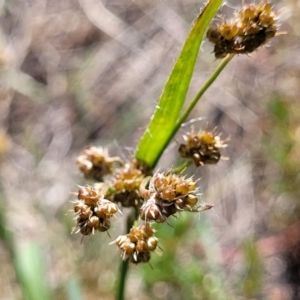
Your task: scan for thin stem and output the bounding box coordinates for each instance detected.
[116,258,129,300]
[116,208,137,300]
[172,160,191,174]
[177,54,234,128]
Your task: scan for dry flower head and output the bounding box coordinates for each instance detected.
[73,183,120,236]
[139,171,210,223]
[110,159,146,208]
[111,224,158,264]
[77,146,124,181]
[206,2,280,58]
[179,127,228,166]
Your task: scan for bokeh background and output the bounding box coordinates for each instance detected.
[0,0,300,299]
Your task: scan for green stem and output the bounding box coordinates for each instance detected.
[116,258,129,300]
[152,54,234,168]
[177,54,234,127]
[172,160,191,174]
[116,208,137,300]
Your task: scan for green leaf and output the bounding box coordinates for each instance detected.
[135,0,223,168]
[14,242,51,300]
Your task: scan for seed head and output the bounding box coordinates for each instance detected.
[77,146,123,181]
[72,183,119,236]
[112,224,158,264]
[179,128,227,166]
[139,171,201,222]
[111,159,146,208]
[206,2,279,58]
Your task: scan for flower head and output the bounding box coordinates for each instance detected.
[206,2,279,58]
[112,224,158,264]
[77,146,123,181]
[139,171,205,223]
[73,183,119,236]
[179,128,227,166]
[110,159,148,207]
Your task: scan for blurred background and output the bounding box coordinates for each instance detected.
[0,0,300,299]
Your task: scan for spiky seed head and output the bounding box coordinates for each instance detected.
[206,2,280,58]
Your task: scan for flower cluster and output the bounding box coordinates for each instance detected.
[73,144,214,263]
[73,142,215,264]
[74,141,217,263]
[112,224,158,264]
[77,146,123,181]
[179,128,227,166]
[73,184,119,236]
[139,171,202,223]
[110,159,147,207]
[206,2,278,58]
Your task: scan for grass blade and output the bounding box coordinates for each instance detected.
[135,0,223,168]
[15,242,51,300]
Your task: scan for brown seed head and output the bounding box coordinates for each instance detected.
[113,224,158,264]
[139,171,199,222]
[77,146,123,181]
[72,183,118,236]
[112,160,146,208]
[179,128,227,166]
[207,2,279,58]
